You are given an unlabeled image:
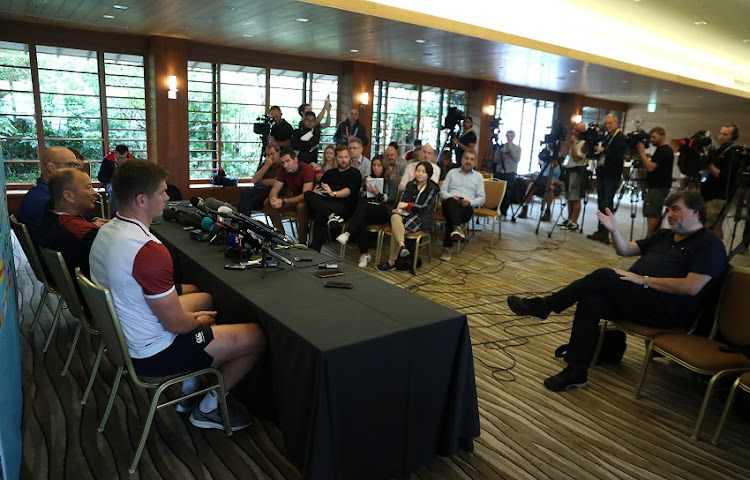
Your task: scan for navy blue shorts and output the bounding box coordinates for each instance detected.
[131,327,215,377]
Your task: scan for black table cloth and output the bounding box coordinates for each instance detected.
[151,220,480,480]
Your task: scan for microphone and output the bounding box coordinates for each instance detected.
[224,232,243,250]
[201,217,220,233]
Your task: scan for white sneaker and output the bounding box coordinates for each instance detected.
[336,232,349,245]
[440,248,452,261]
[450,227,465,241]
[500,215,507,222]
[357,254,372,268]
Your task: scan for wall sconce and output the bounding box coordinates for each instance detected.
[487,105,496,117]
[359,92,369,110]
[167,75,178,100]
[571,114,582,124]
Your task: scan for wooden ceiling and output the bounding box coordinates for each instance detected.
[1,0,750,112]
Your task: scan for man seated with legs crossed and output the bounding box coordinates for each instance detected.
[507,191,727,391]
[303,145,362,252]
[90,159,266,431]
[439,149,485,261]
[262,147,314,244]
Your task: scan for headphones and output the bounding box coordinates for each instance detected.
[727,123,740,141]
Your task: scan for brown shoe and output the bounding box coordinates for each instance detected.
[586,231,607,242]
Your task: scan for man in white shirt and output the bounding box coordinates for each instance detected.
[400,144,441,189]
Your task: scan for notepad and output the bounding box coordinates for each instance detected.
[366,178,383,198]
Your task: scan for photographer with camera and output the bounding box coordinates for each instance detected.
[493,130,522,219]
[700,124,742,239]
[268,106,293,147]
[588,114,626,243]
[559,123,587,231]
[451,116,477,162]
[636,127,674,236]
[334,107,369,147]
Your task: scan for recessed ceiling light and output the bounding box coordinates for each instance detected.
[112,5,128,9]
[242,34,254,38]
[102,15,115,19]
[479,69,484,73]
[621,80,629,83]
[415,39,426,43]
[662,88,669,92]
[225,6,235,10]
[350,49,359,53]
[296,18,310,23]
[694,21,707,25]
[569,69,578,73]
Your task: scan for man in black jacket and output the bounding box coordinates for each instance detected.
[333,107,369,147]
[588,114,625,242]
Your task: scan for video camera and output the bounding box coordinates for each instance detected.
[442,107,465,132]
[626,129,650,149]
[677,130,713,176]
[540,122,567,155]
[253,114,273,137]
[578,124,605,160]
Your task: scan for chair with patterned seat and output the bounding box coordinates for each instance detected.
[75,268,233,474]
[634,265,750,439]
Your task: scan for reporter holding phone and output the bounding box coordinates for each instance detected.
[377,161,439,272]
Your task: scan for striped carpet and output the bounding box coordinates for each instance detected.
[15,199,750,479]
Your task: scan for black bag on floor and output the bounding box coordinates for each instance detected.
[554,329,627,365]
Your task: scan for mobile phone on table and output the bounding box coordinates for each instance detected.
[315,270,344,278]
[324,281,353,289]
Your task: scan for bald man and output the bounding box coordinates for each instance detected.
[399,144,441,189]
[589,114,625,243]
[559,122,588,231]
[19,146,84,243]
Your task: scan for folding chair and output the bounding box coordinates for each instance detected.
[75,269,233,474]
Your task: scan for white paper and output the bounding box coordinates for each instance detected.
[366,178,384,198]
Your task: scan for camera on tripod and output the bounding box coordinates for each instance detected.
[540,122,567,154]
[253,114,273,137]
[442,107,465,132]
[677,130,713,177]
[626,129,650,149]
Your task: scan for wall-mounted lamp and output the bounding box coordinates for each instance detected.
[359,92,369,110]
[487,105,496,117]
[571,114,582,124]
[167,75,178,100]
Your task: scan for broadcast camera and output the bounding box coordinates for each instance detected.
[442,107,466,132]
[540,122,567,156]
[677,130,713,177]
[253,114,273,137]
[578,123,605,160]
[626,129,650,149]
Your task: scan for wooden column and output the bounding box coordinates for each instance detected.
[147,36,190,194]
[469,80,501,171]
[339,61,376,157]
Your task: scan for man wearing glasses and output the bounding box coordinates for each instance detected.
[19,146,84,243]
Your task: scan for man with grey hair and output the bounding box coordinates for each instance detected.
[347,136,371,177]
[588,113,625,243]
[399,144,441,189]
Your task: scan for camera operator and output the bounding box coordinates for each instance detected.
[451,116,477,162]
[493,130,522,219]
[268,106,293,147]
[559,122,587,230]
[588,114,626,243]
[636,127,674,236]
[700,123,742,239]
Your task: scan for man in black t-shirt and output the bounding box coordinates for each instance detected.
[636,126,674,236]
[451,116,477,162]
[303,145,362,251]
[507,191,727,392]
[269,105,293,147]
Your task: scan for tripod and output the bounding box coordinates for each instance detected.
[548,165,587,237]
[613,162,647,241]
[511,157,557,235]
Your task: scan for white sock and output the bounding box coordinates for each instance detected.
[198,389,229,413]
[181,377,199,395]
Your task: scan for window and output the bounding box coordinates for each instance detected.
[0,42,147,184]
[496,95,558,174]
[581,106,625,130]
[188,64,338,180]
[372,80,466,157]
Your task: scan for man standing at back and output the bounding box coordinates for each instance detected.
[89,159,266,431]
[636,127,674,236]
[334,107,369,146]
[588,114,625,243]
[19,146,84,243]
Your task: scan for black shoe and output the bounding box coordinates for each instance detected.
[507,295,550,321]
[376,262,396,272]
[518,206,528,219]
[586,231,607,242]
[540,210,551,221]
[544,367,588,392]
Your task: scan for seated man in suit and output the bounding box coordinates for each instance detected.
[90,159,266,431]
[438,149,485,262]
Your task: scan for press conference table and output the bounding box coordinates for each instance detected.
[151,220,480,480]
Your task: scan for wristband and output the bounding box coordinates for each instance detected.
[643,275,650,289]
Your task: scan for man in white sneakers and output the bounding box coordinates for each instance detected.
[90,159,266,431]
